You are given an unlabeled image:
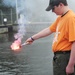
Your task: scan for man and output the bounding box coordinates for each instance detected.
[25,0,75,75]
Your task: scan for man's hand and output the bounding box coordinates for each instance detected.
[25,37,34,45]
[66,64,74,75]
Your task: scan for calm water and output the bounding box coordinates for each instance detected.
[0,32,53,75]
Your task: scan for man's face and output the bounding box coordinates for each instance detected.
[52,3,63,15]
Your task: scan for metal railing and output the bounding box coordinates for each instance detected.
[0,9,16,26]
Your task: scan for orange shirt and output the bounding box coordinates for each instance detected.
[49,10,75,52]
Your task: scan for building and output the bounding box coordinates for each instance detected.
[0,1,17,25]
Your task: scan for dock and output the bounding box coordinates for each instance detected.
[0,24,17,33]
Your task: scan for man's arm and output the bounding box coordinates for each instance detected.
[66,41,75,75]
[32,27,53,40]
[25,27,53,44]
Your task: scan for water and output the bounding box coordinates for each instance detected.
[0,32,53,75]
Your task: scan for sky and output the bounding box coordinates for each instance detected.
[2,0,75,39]
[2,0,75,22]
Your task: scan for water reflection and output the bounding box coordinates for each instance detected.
[0,32,53,75]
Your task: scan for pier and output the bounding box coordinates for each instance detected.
[0,24,17,33]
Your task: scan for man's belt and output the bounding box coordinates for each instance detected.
[54,51,71,55]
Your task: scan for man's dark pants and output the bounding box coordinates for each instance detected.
[53,51,75,75]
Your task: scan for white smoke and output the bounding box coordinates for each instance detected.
[2,0,75,22]
[67,0,75,12]
[14,0,27,40]
[2,0,75,40]
[14,14,27,40]
[2,0,16,7]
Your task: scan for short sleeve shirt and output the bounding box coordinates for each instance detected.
[49,10,75,52]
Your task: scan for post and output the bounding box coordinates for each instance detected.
[16,0,18,24]
[0,10,3,25]
[10,8,13,24]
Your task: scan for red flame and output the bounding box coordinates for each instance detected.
[11,39,21,51]
[11,43,21,51]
